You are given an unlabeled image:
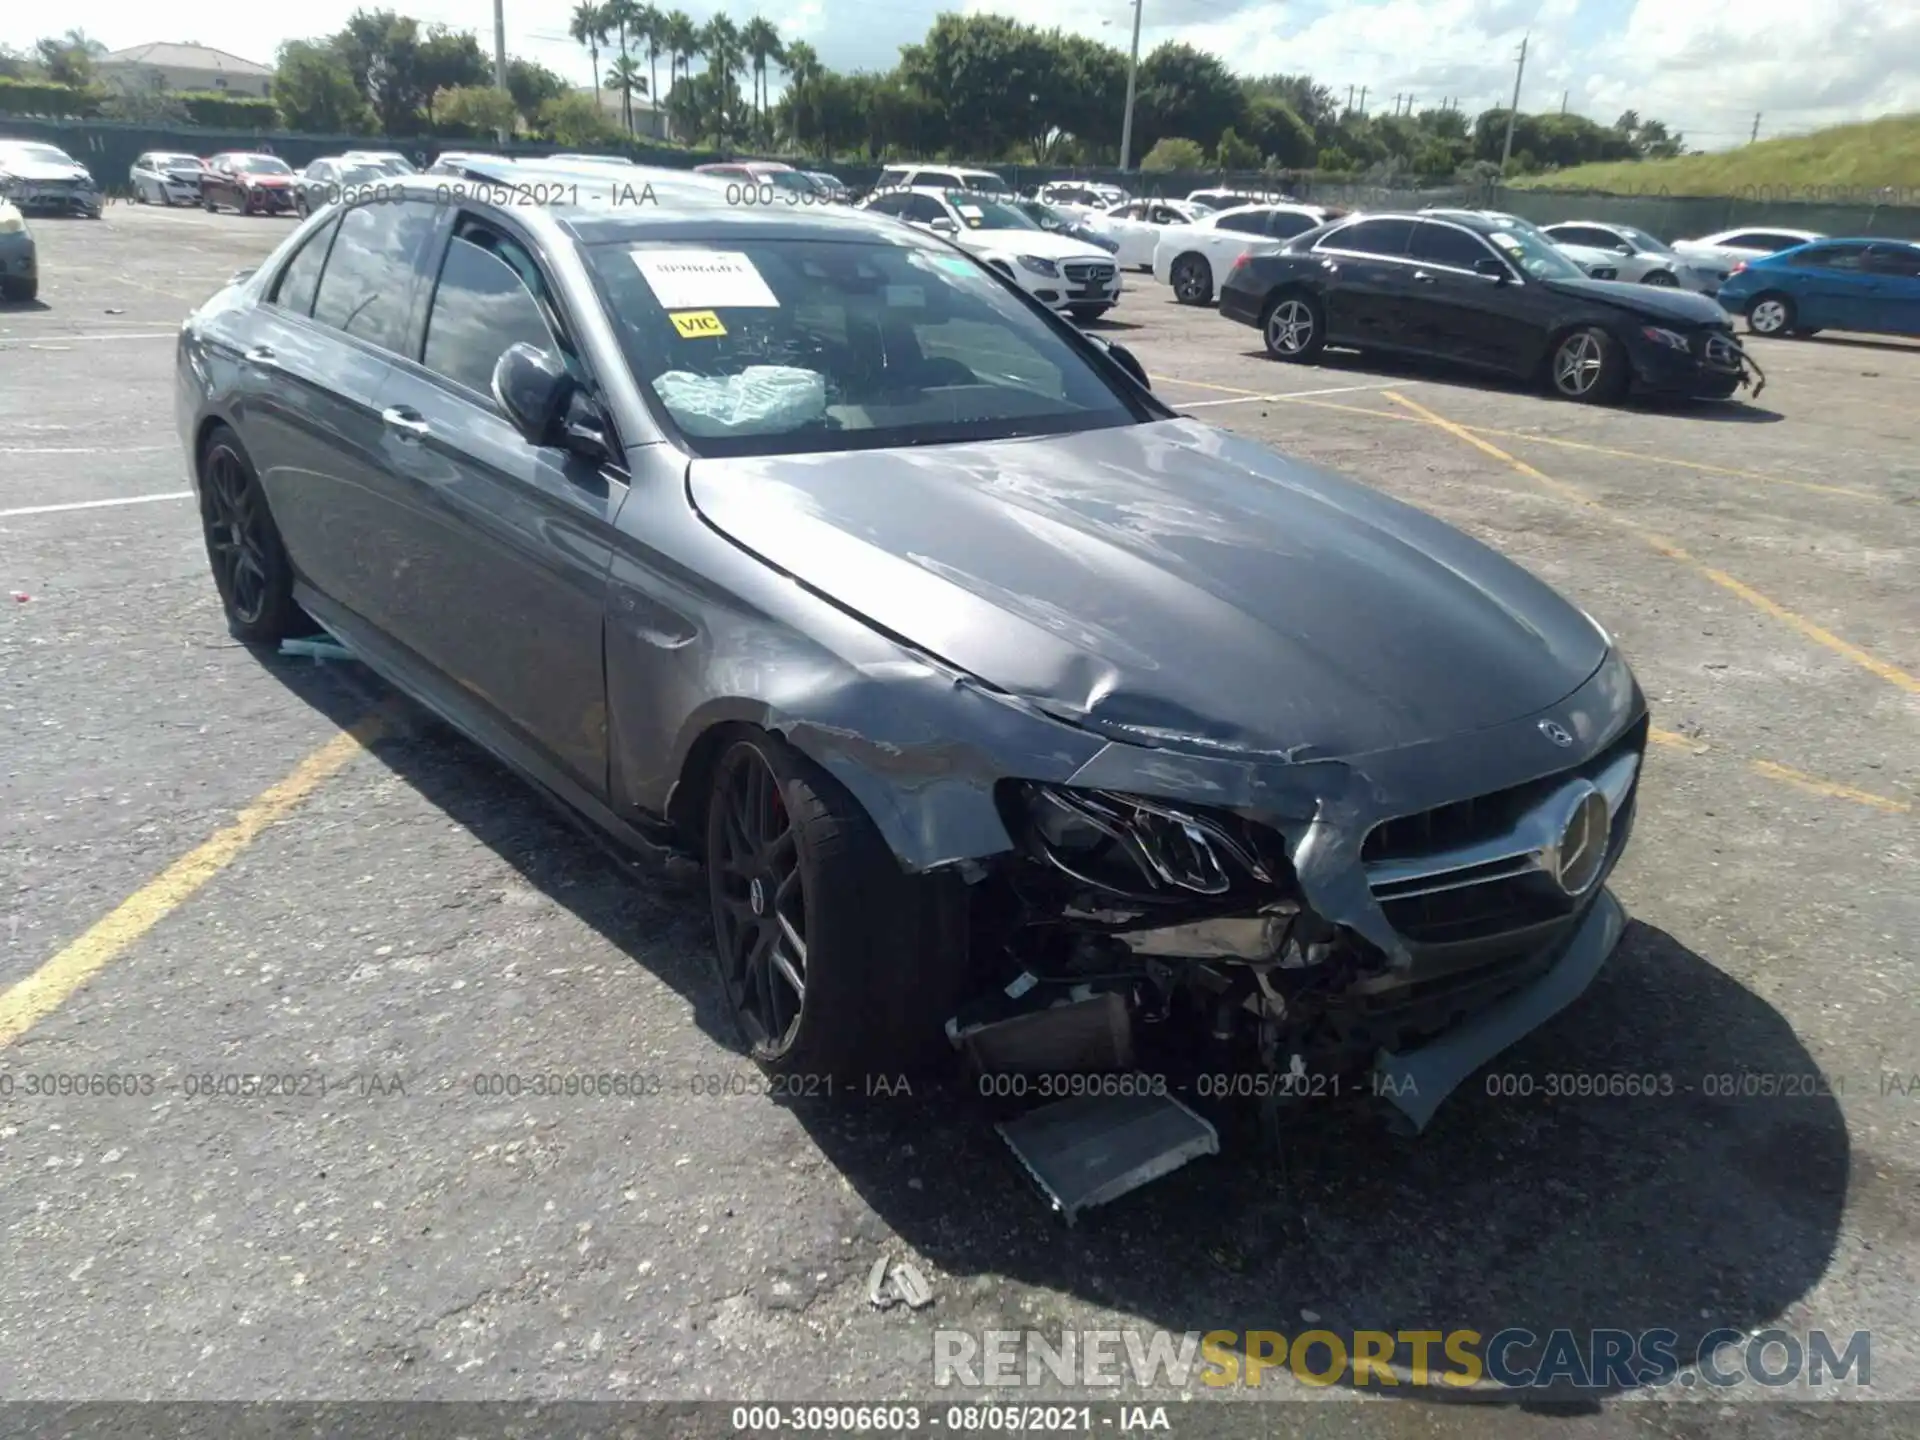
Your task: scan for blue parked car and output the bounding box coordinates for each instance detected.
[1717,237,1920,339]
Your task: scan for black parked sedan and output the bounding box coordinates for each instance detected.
[1219,210,1764,404]
[176,163,1647,1133]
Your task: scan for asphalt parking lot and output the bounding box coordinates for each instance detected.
[2,203,1916,1434]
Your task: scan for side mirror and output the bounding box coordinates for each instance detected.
[1093,338,1150,391]
[1615,243,1634,256]
[929,216,960,235]
[493,342,612,461]
[1473,257,1511,284]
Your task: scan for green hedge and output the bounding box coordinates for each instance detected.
[177,92,280,129]
[0,78,105,118]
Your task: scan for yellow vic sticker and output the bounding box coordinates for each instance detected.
[670,310,728,338]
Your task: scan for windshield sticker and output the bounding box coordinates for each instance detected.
[957,205,984,219]
[1490,233,1523,252]
[630,249,779,309]
[669,310,728,339]
[884,285,926,308]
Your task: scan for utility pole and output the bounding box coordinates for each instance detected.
[1346,84,1355,114]
[1118,0,1144,170]
[1751,111,1761,143]
[1357,85,1367,115]
[492,0,509,146]
[1560,90,1568,115]
[1499,32,1528,174]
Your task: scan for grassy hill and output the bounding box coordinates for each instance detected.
[1512,114,1920,197]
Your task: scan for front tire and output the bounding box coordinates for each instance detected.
[1642,270,1678,287]
[197,426,302,644]
[703,729,967,1080]
[1,277,36,303]
[1068,302,1110,324]
[1548,326,1629,404]
[1747,292,1795,337]
[1262,291,1325,362]
[1169,253,1213,305]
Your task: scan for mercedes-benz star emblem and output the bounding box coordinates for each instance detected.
[1539,719,1574,748]
[749,877,767,917]
[1547,784,1611,897]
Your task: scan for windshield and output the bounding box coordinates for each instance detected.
[1476,215,1586,281]
[1019,201,1073,231]
[3,143,75,165]
[946,193,1036,231]
[154,153,201,168]
[337,165,392,187]
[1616,224,1672,255]
[587,237,1146,460]
[232,155,293,174]
[959,173,1009,195]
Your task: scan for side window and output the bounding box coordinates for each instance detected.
[1118,202,1146,220]
[270,215,339,316]
[1266,211,1316,239]
[1216,212,1268,235]
[916,316,1065,400]
[924,171,962,190]
[1560,225,1617,248]
[876,168,909,189]
[1328,217,1416,257]
[1794,245,1863,270]
[421,230,558,400]
[310,199,438,353]
[1865,245,1920,277]
[1410,221,1496,269]
[906,194,949,224]
[865,192,906,217]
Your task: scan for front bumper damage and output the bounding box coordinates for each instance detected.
[789,644,1647,1218]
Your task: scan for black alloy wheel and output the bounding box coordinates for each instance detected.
[1170,253,1212,305]
[198,429,300,643]
[1643,270,1678,286]
[708,740,810,1056]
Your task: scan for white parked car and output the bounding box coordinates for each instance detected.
[340,149,418,175]
[1035,181,1130,217]
[873,163,1010,197]
[129,151,208,206]
[1186,187,1293,212]
[1539,221,1721,292]
[860,186,1122,321]
[1153,203,1335,304]
[1670,227,1827,283]
[1423,208,1621,280]
[426,152,510,176]
[1084,198,1213,270]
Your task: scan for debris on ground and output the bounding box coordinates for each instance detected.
[9,592,28,603]
[998,1092,1220,1227]
[867,1255,936,1311]
[278,635,355,663]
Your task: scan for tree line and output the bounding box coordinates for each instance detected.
[3,12,1688,178]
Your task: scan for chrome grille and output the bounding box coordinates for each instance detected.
[1363,725,1645,946]
[1065,262,1115,284]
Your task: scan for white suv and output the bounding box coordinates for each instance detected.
[872,164,1010,197]
[861,187,1123,321]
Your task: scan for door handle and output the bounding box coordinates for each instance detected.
[381,407,430,439]
[1412,270,1436,283]
[242,345,277,366]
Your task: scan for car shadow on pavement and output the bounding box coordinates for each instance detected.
[265,655,1849,1407]
[0,298,50,313]
[1260,346,1786,423]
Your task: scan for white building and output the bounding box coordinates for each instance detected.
[96,42,275,98]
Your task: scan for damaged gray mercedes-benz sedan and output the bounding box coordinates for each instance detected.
[177,162,1646,1138]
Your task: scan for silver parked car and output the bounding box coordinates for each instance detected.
[130,151,208,206]
[1540,221,1720,293]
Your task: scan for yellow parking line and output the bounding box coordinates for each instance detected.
[1748,761,1911,814]
[1383,391,1920,697]
[0,717,386,1049]
[1263,394,1879,502]
[1649,727,1708,754]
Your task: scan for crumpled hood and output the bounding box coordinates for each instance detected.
[1544,274,1728,325]
[688,418,1608,760]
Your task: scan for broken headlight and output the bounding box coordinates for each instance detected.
[1009,784,1278,899]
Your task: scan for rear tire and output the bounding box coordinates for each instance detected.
[197,426,302,644]
[1169,253,1213,305]
[1746,292,1795,337]
[1548,326,1629,404]
[1261,291,1325,362]
[703,728,968,1081]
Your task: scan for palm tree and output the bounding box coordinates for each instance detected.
[604,0,644,133]
[604,54,646,135]
[662,9,699,138]
[739,17,782,131]
[701,14,742,139]
[636,5,664,127]
[568,2,608,102]
[780,39,819,149]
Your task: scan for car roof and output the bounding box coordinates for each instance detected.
[414,161,938,247]
[1211,201,1325,220]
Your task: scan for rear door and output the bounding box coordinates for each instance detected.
[1863,244,1920,335]
[1312,216,1418,347]
[365,210,623,797]
[1779,244,1875,329]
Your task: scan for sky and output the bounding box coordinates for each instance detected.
[6,0,1916,152]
